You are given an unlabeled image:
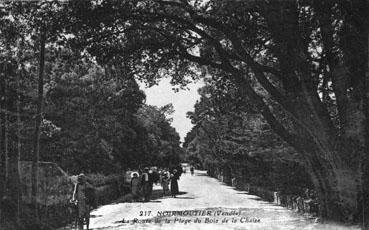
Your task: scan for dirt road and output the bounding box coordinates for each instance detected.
[89,170,358,230]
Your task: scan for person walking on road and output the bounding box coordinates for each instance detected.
[170,169,179,198]
[141,167,152,202]
[160,170,170,196]
[72,173,95,230]
[131,173,141,202]
[190,166,194,176]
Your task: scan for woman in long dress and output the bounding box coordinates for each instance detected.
[73,173,93,230]
[170,169,179,198]
[161,170,170,196]
[131,173,141,202]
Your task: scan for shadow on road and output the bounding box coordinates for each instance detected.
[194,172,209,177]
[248,197,263,201]
[114,189,190,204]
[173,197,194,199]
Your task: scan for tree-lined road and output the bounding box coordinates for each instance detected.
[89,171,357,230]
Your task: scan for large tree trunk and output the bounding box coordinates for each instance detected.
[0,63,6,226]
[272,91,362,222]
[232,67,361,222]
[252,1,367,224]
[334,1,368,227]
[300,145,360,222]
[31,27,46,222]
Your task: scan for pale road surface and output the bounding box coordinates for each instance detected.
[89,170,359,230]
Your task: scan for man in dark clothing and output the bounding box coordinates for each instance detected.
[190,166,194,176]
[141,168,152,202]
[170,169,180,198]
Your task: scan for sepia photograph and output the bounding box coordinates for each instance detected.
[0,0,368,229]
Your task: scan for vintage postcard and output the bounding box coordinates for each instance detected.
[0,0,367,229]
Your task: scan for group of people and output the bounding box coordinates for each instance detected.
[69,166,188,229]
[130,167,181,202]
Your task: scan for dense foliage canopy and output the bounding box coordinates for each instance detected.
[61,0,368,223]
[0,2,183,227]
[0,0,368,227]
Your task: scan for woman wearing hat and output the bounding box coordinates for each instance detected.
[72,173,95,230]
[170,169,180,198]
[130,172,141,202]
[160,169,170,196]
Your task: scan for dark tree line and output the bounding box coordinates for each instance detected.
[0,2,183,228]
[183,76,313,194]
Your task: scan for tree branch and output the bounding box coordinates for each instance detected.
[231,71,303,149]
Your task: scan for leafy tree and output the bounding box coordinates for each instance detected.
[0,2,186,228]
[34,47,145,174]
[5,1,68,221]
[136,104,183,168]
[184,77,312,193]
[65,0,369,223]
